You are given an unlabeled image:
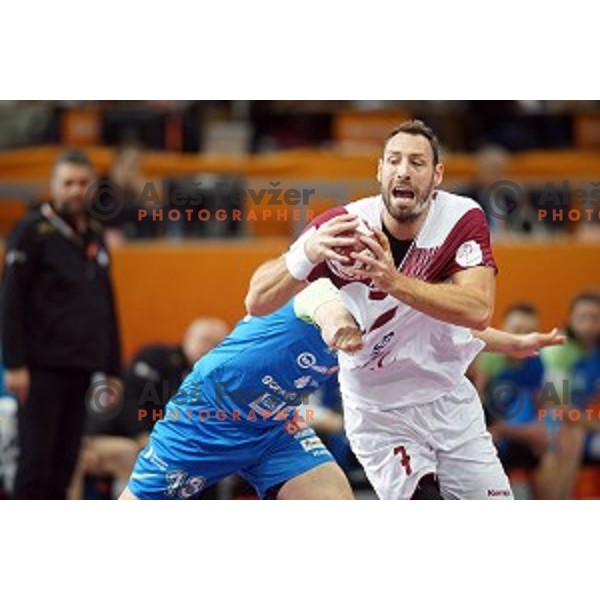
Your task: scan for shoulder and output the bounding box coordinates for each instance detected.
[133,344,174,364]
[433,190,487,232]
[7,206,46,243]
[89,219,105,236]
[345,195,382,226]
[420,190,489,249]
[435,189,483,214]
[128,345,177,380]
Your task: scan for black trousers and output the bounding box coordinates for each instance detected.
[14,367,92,499]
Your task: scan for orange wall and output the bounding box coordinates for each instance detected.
[110,241,600,361]
[493,242,600,330]
[110,240,289,359]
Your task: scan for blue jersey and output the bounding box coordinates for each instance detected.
[572,347,600,409]
[186,301,339,426]
[127,300,338,499]
[571,347,600,461]
[482,354,544,425]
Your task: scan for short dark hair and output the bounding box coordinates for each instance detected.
[52,149,95,174]
[504,303,539,319]
[566,291,600,343]
[570,291,600,314]
[383,119,441,165]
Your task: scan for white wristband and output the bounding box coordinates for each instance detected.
[284,241,315,281]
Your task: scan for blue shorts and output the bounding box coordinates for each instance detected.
[128,409,334,500]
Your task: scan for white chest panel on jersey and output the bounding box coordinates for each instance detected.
[331,191,490,409]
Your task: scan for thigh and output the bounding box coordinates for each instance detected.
[241,415,340,499]
[16,370,65,472]
[277,462,353,500]
[344,403,437,500]
[54,371,90,460]
[438,433,513,500]
[435,385,513,500]
[119,486,138,500]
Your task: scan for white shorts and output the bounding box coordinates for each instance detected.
[343,378,513,500]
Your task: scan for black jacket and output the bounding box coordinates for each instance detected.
[1,203,121,375]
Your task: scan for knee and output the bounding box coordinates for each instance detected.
[326,471,354,499]
[277,463,354,499]
[118,486,139,500]
[121,441,140,471]
[328,482,354,500]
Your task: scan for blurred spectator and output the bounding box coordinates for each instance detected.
[465,101,572,151]
[70,318,228,499]
[538,291,600,498]
[576,220,600,242]
[1,150,122,499]
[98,143,163,243]
[464,145,556,238]
[574,186,600,242]
[469,145,511,230]
[474,304,550,498]
[542,292,600,393]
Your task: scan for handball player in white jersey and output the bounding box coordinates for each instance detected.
[245,120,560,500]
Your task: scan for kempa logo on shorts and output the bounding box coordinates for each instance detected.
[296,352,317,369]
[488,489,511,497]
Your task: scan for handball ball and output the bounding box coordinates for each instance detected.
[326,219,376,281]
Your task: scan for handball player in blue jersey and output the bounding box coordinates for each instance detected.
[121,278,563,501]
[121,282,362,500]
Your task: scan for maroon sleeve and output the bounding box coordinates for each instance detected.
[439,208,498,280]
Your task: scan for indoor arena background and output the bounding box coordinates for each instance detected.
[0,100,599,499]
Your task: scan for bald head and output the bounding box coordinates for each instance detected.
[182,318,229,365]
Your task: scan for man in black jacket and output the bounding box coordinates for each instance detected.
[1,150,122,499]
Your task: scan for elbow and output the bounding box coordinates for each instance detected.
[469,307,493,331]
[244,292,259,316]
[244,291,269,317]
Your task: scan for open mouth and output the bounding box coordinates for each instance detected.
[391,186,415,200]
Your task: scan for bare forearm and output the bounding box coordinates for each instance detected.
[389,274,493,330]
[245,256,306,316]
[473,328,518,353]
[245,213,360,317]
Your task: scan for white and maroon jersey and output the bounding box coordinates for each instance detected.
[294,190,497,410]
